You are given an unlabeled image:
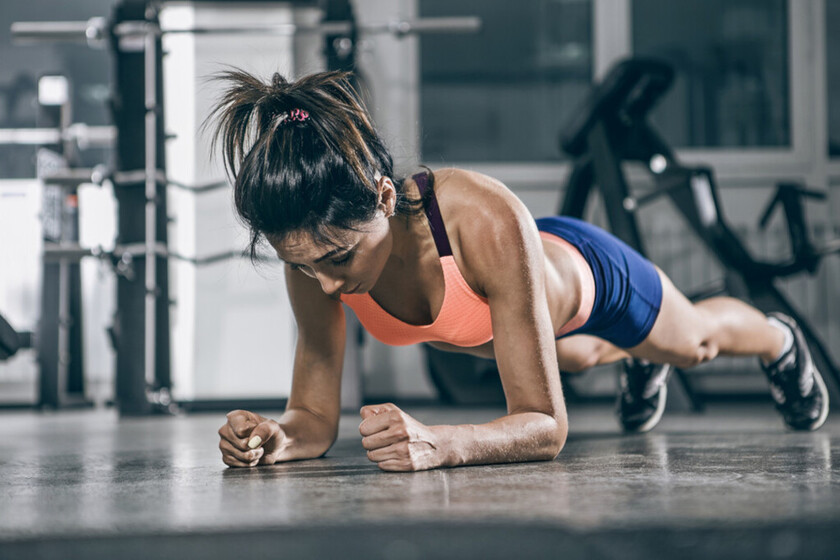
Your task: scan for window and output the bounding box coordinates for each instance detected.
[827,0,840,157]
[420,0,593,163]
[632,0,789,149]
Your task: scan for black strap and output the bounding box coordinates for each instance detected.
[413,172,453,257]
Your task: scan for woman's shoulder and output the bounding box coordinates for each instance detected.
[431,167,507,200]
[432,167,533,239]
[430,168,537,291]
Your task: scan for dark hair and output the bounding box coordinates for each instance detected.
[206,69,429,261]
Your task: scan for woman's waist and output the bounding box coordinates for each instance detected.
[539,231,596,336]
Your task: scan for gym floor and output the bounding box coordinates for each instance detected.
[1,403,839,560]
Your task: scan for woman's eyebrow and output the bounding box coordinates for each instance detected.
[283,244,356,267]
[313,247,350,263]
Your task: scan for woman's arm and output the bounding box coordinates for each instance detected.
[219,264,346,467]
[361,171,570,471]
[274,264,347,458]
[438,182,570,466]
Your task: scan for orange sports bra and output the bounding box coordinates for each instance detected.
[339,172,594,347]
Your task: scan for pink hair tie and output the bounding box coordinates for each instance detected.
[287,108,310,123]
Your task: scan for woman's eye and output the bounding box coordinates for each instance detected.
[289,263,316,277]
[332,252,354,266]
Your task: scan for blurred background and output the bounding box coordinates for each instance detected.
[1,0,839,415]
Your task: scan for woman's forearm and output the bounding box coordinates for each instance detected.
[274,407,338,461]
[434,412,568,467]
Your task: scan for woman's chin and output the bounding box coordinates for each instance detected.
[345,282,365,295]
[355,283,371,294]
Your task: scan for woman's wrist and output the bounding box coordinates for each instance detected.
[431,424,465,468]
[274,415,336,462]
[278,431,331,461]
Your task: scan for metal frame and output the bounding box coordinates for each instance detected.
[558,57,840,408]
[143,13,159,404]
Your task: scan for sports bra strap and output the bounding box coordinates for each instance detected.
[413,171,453,257]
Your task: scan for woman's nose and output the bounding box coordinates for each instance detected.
[316,272,344,296]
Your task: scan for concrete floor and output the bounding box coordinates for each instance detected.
[1,403,839,560]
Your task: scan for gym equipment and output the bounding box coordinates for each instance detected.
[0,314,31,362]
[0,125,115,148]
[11,12,481,45]
[558,57,840,404]
[0,73,97,409]
[38,155,91,409]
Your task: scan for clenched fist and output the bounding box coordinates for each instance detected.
[218,409,286,468]
[359,403,445,472]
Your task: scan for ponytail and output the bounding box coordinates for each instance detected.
[205,69,426,262]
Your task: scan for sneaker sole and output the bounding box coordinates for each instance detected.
[624,381,669,434]
[806,367,830,431]
[769,312,831,431]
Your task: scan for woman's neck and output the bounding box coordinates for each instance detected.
[383,212,443,284]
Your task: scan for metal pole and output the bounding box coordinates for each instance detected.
[12,17,482,42]
[155,16,481,37]
[10,20,92,43]
[56,257,70,406]
[144,21,157,390]
[0,126,116,147]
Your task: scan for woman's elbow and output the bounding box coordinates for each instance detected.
[549,416,568,459]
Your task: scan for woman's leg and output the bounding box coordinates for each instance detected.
[555,335,629,373]
[629,268,828,431]
[629,268,784,367]
[553,267,786,373]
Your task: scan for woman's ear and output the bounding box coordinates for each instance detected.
[377,176,397,218]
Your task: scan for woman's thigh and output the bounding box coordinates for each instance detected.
[555,335,629,372]
[629,268,717,367]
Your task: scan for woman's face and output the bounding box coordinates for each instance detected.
[268,176,398,297]
[270,213,393,298]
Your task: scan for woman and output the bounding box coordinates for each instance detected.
[213,70,828,472]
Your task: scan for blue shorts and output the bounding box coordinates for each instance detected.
[535,216,662,348]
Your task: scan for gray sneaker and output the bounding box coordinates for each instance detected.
[760,313,829,431]
[617,359,672,433]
